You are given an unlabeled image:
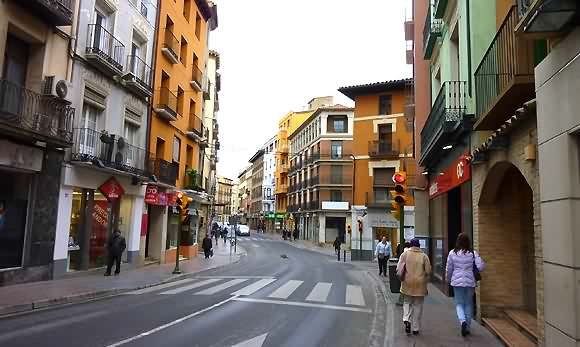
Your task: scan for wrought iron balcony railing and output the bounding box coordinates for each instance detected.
[433,0,448,19]
[161,28,180,64]
[308,200,319,210]
[86,24,125,74]
[148,158,178,186]
[22,0,74,26]
[123,55,153,97]
[191,65,203,91]
[188,113,206,141]
[420,81,468,163]
[423,4,443,59]
[155,87,178,121]
[71,128,150,176]
[368,139,400,158]
[0,79,74,146]
[474,6,535,130]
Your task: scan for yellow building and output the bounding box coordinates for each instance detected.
[144,0,217,264]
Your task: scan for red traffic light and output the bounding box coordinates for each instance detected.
[393,173,406,184]
[176,191,184,199]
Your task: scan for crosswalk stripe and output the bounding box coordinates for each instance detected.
[195,278,249,295]
[231,278,277,296]
[159,279,222,295]
[124,278,195,295]
[345,285,366,306]
[305,282,332,302]
[268,280,303,299]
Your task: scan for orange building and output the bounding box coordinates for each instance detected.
[338,79,416,259]
[143,0,217,265]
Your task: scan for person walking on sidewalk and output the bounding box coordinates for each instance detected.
[333,236,342,261]
[446,232,485,337]
[397,238,431,335]
[104,229,126,276]
[375,236,391,277]
[202,234,213,259]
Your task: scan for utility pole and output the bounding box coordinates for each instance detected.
[399,204,405,252]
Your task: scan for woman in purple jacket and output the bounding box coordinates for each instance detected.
[446,233,485,337]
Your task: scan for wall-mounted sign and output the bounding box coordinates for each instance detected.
[322,201,349,210]
[99,177,125,201]
[428,153,471,199]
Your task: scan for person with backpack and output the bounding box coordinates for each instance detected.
[104,229,126,276]
[446,232,485,337]
[396,238,431,335]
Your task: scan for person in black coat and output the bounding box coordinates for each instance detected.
[202,234,213,259]
[105,229,126,276]
[333,236,342,261]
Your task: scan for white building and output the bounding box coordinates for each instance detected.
[262,136,277,214]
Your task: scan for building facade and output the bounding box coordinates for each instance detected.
[248,150,264,230]
[215,175,233,223]
[288,105,354,244]
[144,0,217,264]
[236,166,251,224]
[0,0,77,285]
[262,136,277,231]
[339,79,417,260]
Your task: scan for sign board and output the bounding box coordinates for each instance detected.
[429,153,471,199]
[321,201,349,210]
[144,185,159,204]
[99,177,125,201]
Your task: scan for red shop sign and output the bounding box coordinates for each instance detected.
[428,153,471,199]
[145,184,160,204]
[99,177,125,201]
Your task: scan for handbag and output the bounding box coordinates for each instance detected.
[472,252,482,282]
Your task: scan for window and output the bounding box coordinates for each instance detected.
[330,190,342,202]
[173,136,181,162]
[379,95,392,115]
[195,13,202,39]
[373,168,395,186]
[79,103,101,155]
[183,0,191,21]
[331,165,342,184]
[331,141,343,159]
[177,86,184,115]
[180,36,188,65]
[123,122,138,146]
[327,115,347,133]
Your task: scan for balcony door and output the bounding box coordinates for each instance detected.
[1,34,29,118]
[79,104,100,156]
[378,124,393,153]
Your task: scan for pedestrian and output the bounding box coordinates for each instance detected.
[202,234,213,259]
[446,232,485,337]
[333,236,342,261]
[397,238,431,335]
[374,236,392,277]
[293,226,298,241]
[221,226,228,245]
[104,229,126,276]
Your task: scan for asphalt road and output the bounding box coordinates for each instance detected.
[0,234,387,347]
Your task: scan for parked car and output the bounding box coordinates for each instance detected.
[236,225,250,236]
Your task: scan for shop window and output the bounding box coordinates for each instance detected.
[166,213,179,249]
[0,171,31,269]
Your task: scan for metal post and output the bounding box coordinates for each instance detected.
[359,231,362,261]
[399,204,405,252]
[234,216,237,253]
[343,249,346,262]
[173,211,182,274]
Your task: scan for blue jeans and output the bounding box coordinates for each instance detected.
[453,286,474,327]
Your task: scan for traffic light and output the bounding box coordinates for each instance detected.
[175,191,193,224]
[390,171,408,220]
[347,224,352,234]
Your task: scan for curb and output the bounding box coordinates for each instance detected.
[0,249,246,319]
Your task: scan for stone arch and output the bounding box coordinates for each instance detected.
[477,161,536,316]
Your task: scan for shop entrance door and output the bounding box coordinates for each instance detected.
[0,170,31,270]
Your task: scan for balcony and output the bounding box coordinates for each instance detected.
[433,0,448,19]
[0,79,74,147]
[203,79,211,100]
[308,200,320,210]
[280,163,289,173]
[365,192,392,208]
[71,128,150,177]
[19,0,74,26]
[310,176,320,186]
[154,87,178,121]
[148,158,178,186]
[474,6,536,130]
[404,79,415,129]
[187,114,207,144]
[368,139,400,159]
[420,81,471,167]
[161,29,180,64]
[423,5,443,59]
[86,24,125,76]
[516,0,578,36]
[121,55,153,98]
[279,143,289,153]
[191,65,203,92]
[276,184,288,194]
[308,152,320,165]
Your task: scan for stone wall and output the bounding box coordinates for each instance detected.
[472,115,544,344]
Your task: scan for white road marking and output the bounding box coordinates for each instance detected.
[345,285,366,306]
[195,278,248,295]
[195,275,275,279]
[251,244,260,248]
[124,278,195,295]
[105,296,238,347]
[267,280,303,299]
[159,279,221,295]
[231,279,277,296]
[231,333,268,347]
[234,297,372,313]
[305,282,332,302]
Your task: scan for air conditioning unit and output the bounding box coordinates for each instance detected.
[42,76,73,103]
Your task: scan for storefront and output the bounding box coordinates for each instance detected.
[427,153,472,295]
[53,166,145,277]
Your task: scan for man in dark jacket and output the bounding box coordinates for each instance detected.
[202,234,213,259]
[105,229,126,276]
[333,236,342,261]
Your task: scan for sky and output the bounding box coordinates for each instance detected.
[211,0,412,180]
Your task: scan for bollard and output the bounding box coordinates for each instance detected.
[337,249,340,261]
[343,250,346,262]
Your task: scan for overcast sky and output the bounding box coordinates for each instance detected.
[211,0,412,180]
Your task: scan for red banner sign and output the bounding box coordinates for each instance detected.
[428,153,471,199]
[144,184,176,206]
[99,177,125,201]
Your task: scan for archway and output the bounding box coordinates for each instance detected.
[478,162,536,316]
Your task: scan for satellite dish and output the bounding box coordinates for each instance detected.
[55,80,68,99]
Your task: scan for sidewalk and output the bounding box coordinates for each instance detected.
[0,243,244,317]
[263,233,502,346]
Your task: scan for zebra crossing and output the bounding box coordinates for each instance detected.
[237,237,273,242]
[124,276,369,311]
